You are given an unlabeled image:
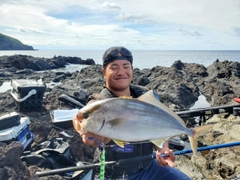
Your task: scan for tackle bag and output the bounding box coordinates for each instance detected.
[58,94,86,109]
[21,137,77,170]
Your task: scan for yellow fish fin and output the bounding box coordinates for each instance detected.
[113,140,127,148]
[150,138,166,148]
[119,96,133,99]
[88,104,101,113]
[137,90,186,126]
[188,124,214,156]
[107,118,125,127]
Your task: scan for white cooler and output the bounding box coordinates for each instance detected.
[0,115,34,149]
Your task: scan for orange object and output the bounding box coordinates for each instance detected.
[234,98,240,103]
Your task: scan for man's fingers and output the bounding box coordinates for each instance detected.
[156,151,175,167]
[158,157,169,166]
[165,160,174,168]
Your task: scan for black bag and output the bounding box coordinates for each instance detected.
[58,94,86,108]
[21,138,77,170]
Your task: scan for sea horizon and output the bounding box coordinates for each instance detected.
[0,49,239,69]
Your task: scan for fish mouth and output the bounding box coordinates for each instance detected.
[72,117,82,134]
[72,118,88,135]
[73,108,106,134]
[73,110,88,134]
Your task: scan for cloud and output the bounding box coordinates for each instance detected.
[178,28,202,36]
[116,13,153,24]
[229,27,240,37]
[101,2,121,10]
[13,28,48,34]
[0,0,239,50]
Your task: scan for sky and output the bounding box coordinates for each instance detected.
[0,0,240,50]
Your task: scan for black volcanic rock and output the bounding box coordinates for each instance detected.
[0,57,240,179]
[0,55,95,71]
[0,33,34,50]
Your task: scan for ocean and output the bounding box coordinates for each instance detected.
[0,50,239,69]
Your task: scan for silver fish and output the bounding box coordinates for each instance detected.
[74,90,212,156]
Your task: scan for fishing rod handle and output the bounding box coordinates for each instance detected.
[35,161,116,177]
[117,154,153,166]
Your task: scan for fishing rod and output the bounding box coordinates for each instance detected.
[160,141,240,157]
[176,103,240,125]
[174,141,240,155]
[35,155,153,177]
[35,141,240,177]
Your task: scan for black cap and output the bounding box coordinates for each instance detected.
[102,46,133,68]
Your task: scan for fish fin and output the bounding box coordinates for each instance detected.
[113,140,127,148]
[119,96,133,99]
[188,124,214,156]
[137,90,186,126]
[88,104,101,113]
[150,139,166,148]
[106,118,125,127]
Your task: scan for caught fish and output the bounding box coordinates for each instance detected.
[73,90,212,156]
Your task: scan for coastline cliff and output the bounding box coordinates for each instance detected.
[0,33,34,50]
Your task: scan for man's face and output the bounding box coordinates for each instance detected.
[102,60,133,91]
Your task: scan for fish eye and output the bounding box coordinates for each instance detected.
[76,111,89,120]
[76,112,83,121]
[83,112,89,119]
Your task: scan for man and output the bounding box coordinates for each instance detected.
[74,46,191,179]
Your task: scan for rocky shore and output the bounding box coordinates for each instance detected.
[0,55,240,180]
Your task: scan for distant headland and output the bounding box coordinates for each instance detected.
[0,33,35,50]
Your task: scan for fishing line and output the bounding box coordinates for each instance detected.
[87,137,105,147]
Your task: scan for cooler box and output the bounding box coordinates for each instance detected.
[0,115,34,150]
[50,109,79,128]
[0,112,20,131]
[10,79,46,111]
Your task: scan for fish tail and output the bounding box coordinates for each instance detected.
[188,124,213,156]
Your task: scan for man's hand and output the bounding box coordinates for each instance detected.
[156,148,175,167]
[73,116,111,148]
[155,139,175,167]
[81,131,111,148]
